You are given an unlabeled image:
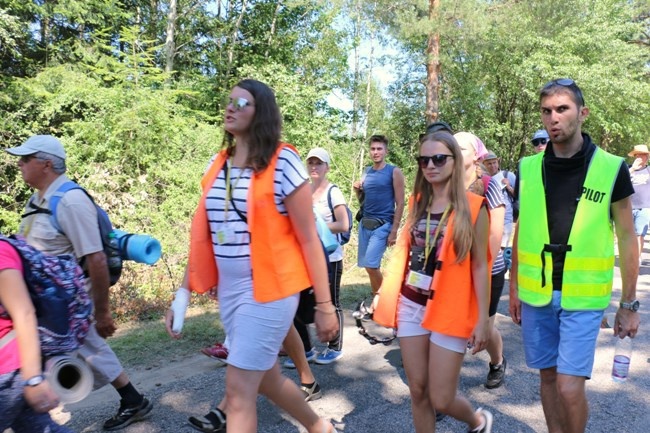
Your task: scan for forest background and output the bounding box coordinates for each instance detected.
[1,0,649,321]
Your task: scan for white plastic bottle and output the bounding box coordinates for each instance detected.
[171,287,191,334]
[611,336,633,383]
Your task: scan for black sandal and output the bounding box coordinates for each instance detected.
[188,408,227,433]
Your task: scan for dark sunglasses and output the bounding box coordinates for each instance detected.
[417,154,454,168]
[227,97,253,111]
[532,139,548,147]
[542,78,585,106]
[19,155,39,163]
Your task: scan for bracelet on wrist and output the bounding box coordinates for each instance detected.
[316,300,332,304]
[314,305,336,314]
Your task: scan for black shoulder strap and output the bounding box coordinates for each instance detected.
[224,162,248,223]
[326,184,336,222]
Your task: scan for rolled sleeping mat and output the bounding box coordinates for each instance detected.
[113,229,162,265]
[45,354,94,404]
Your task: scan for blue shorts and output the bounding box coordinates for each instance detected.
[357,222,392,268]
[521,291,603,378]
[632,208,650,236]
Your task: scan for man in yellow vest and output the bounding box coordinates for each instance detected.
[509,79,640,433]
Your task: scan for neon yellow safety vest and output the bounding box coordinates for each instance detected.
[517,147,622,310]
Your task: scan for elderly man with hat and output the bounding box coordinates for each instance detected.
[5,135,153,430]
[531,129,550,154]
[628,144,650,265]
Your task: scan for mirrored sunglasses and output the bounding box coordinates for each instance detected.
[417,154,454,169]
[227,97,253,111]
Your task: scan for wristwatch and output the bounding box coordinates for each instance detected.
[23,374,45,387]
[619,300,640,312]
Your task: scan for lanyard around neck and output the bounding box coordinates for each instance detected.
[424,203,451,269]
[224,158,245,222]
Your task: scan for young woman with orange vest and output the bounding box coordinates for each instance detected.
[164,79,338,433]
[373,131,494,433]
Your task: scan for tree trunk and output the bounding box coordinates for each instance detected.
[425,0,440,124]
[265,0,282,58]
[351,0,361,137]
[164,0,178,78]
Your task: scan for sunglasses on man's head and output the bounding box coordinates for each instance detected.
[542,78,585,106]
[227,97,253,111]
[417,154,454,169]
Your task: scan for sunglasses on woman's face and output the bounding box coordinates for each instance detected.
[417,154,454,169]
[227,97,253,111]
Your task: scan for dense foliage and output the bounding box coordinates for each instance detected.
[1,0,648,319]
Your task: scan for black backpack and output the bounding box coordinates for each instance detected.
[22,181,123,285]
[0,235,92,356]
[326,184,353,245]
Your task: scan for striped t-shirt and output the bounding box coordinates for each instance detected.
[205,147,308,261]
[484,177,507,274]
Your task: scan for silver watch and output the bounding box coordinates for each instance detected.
[23,374,45,387]
[619,300,640,312]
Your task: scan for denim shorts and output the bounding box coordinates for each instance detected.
[521,291,603,378]
[357,222,392,268]
[396,295,467,354]
[632,208,650,236]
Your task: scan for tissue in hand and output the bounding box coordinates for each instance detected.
[171,287,191,333]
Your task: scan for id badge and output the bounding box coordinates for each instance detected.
[405,270,433,291]
[216,225,236,245]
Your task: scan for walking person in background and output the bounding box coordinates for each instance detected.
[353,135,405,302]
[531,129,550,154]
[510,79,640,433]
[455,134,508,390]
[5,136,152,431]
[627,144,650,266]
[166,79,338,433]
[291,147,348,365]
[0,236,73,433]
[373,131,493,433]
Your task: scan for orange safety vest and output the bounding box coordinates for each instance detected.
[374,192,487,339]
[187,143,311,302]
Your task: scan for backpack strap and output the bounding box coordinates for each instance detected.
[326,184,339,243]
[0,329,16,350]
[48,181,84,234]
[326,184,337,222]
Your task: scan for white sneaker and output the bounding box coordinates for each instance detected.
[470,408,493,433]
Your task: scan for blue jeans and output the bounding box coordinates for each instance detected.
[0,370,73,432]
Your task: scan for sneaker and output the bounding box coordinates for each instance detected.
[201,342,229,365]
[300,381,322,402]
[103,397,153,431]
[283,348,317,369]
[468,408,493,433]
[188,408,227,433]
[315,348,343,365]
[485,356,507,389]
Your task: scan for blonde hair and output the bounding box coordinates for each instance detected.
[408,131,474,262]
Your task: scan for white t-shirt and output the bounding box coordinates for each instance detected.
[313,184,347,262]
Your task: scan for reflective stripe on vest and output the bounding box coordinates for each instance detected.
[517,148,621,310]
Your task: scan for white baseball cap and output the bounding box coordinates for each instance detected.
[306,147,331,165]
[5,135,67,160]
